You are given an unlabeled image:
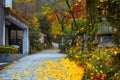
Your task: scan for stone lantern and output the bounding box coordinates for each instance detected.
[95,17,115,47]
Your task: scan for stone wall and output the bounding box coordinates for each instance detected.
[0,54,26,62]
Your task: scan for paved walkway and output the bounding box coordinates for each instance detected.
[0,48,84,80]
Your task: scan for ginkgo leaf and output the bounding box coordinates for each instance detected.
[10,74,16,78]
[78,0,82,2]
[23,71,30,75]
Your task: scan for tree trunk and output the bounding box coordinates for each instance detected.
[65,0,78,31]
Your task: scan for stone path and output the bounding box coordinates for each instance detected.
[0,48,84,80]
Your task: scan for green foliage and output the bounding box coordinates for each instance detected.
[65,46,81,60]
[30,41,44,54]
[63,28,75,39]
[58,29,76,52]
[44,42,53,49]
[77,18,87,29]
[29,23,41,41]
[29,18,42,53]
[39,16,51,34]
[52,35,62,43]
[0,45,18,54]
[75,18,88,35]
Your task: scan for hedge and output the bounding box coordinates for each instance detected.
[0,45,18,54]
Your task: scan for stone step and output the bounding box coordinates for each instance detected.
[0,62,8,65]
[0,62,9,70]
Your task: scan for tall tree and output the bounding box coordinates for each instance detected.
[86,0,100,51]
[39,16,51,35]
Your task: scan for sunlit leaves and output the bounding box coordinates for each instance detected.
[99,0,109,2]
[38,3,52,16]
[47,11,57,22]
[78,0,82,2]
[50,21,62,35]
[32,17,39,25]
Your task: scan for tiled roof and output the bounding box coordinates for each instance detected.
[4,7,28,24]
[96,21,114,35]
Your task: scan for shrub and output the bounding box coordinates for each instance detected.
[66,47,120,79]
[112,70,120,80]
[0,45,18,54]
[44,42,52,49]
[30,41,44,54]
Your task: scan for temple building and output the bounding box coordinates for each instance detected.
[0,0,29,54]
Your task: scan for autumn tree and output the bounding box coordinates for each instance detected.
[44,0,68,31]
[41,0,85,31]
[13,0,35,20]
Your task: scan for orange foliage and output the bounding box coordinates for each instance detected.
[66,14,72,20]
[32,17,39,24]
[47,11,57,22]
[48,16,57,22]
[66,1,86,20]
[74,13,79,19]
[72,4,81,13]
[73,1,86,18]
[47,11,55,15]
[90,73,107,80]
